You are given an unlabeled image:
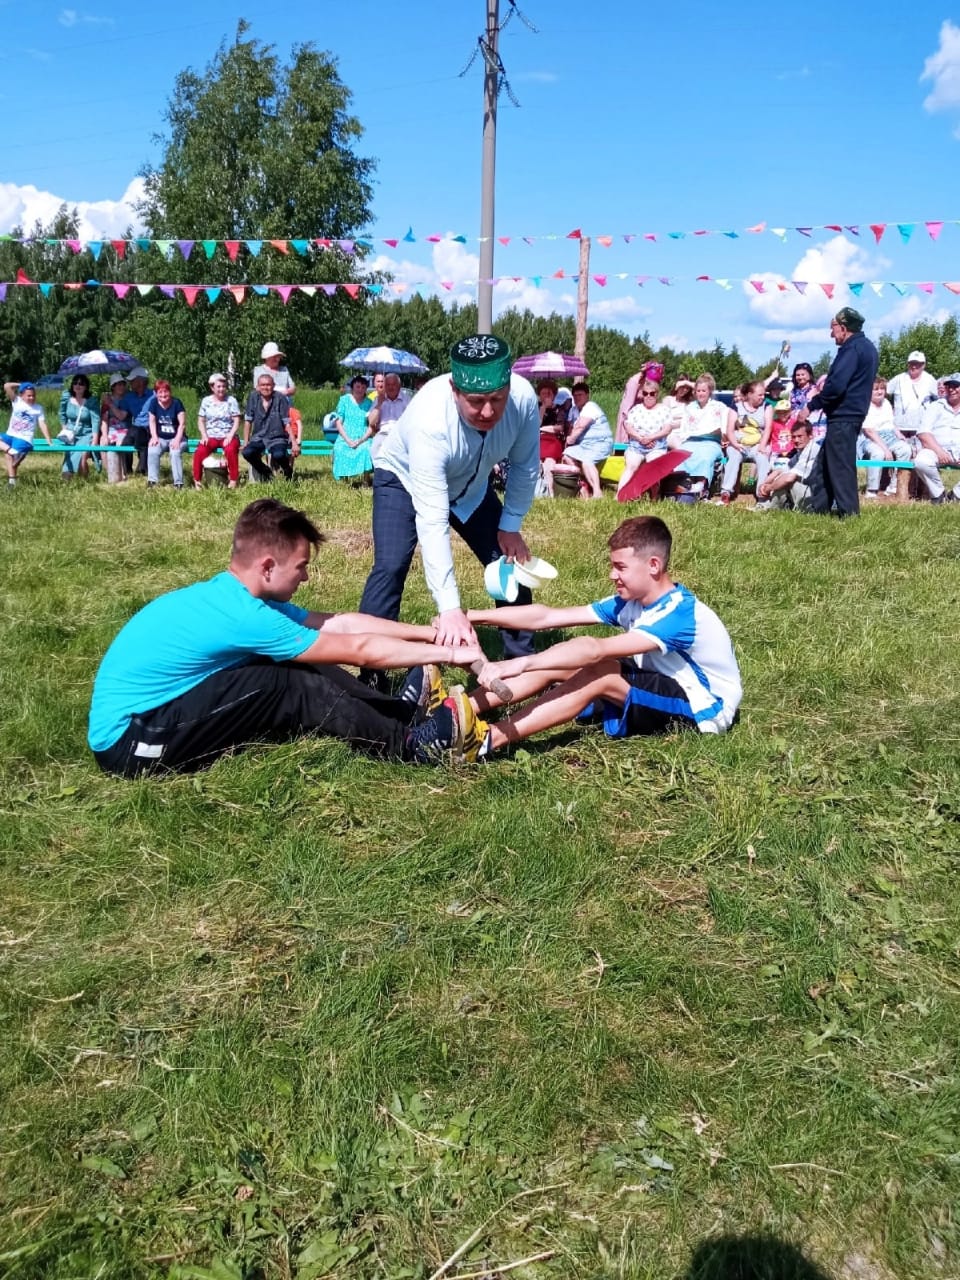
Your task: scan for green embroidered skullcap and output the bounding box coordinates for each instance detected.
[450,334,512,392]
[834,306,865,332]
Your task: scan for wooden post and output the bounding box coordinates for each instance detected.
[574,236,590,361]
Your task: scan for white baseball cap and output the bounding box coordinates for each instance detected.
[907,350,926,364]
[260,341,285,360]
[127,366,149,381]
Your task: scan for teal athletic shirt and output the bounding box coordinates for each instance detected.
[88,572,317,752]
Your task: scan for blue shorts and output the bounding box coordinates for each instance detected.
[578,663,696,738]
[1,433,33,455]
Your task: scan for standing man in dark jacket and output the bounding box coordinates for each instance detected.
[801,307,878,516]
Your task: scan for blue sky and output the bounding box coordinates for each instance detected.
[4,1,960,369]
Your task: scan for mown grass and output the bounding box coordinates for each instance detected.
[1,457,959,1280]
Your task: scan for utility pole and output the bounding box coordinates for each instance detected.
[574,236,590,361]
[477,0,499,334]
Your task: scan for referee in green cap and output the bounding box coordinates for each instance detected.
[799,307,878,516]
[358,334,540,668]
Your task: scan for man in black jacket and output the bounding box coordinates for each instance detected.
[800,307,878,516]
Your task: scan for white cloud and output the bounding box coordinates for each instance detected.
[589,295,652,325]
[0,177,145,239]
[921,19,960,122]
[872,293,952,334]
[656,332,690,351]
[744,234,888,329]
[513,70,558,84]
[58,8,114,27]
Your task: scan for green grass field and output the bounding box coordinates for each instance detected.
[1,456,958,1280]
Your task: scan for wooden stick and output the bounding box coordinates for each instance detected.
[470,660,513,704]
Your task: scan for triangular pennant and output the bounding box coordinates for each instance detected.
[299,285,317,297]
[891,283,908,296]
[135,237,152,252]
[111,239,127,259]
[845,225,860,236]
[156,239,174,259]
[383,238,399,248]
[943,282,960,294]
[251,284,269,296]
[440,281,454,291]
[849,282,864,296]
[715,279,732,291]
[224,240,241,261]
[825,224,842,232]
[796,227,813,237]
[696,275,711,282]
[87,241,103,260]
[658,276,672,285]
[623,234,635,243]
[85,278,100,287]
[403,227,416,242]
[531,275,542,287]
[694,229,710,236]
[926,221,944,241]
[820,283,835,298]
[39,283,54,297]
[269,239,289,254]
[202,240,217,259]
[65,239,82,254]
[771,228,787,241]
[159,285,176,298]
[592,275,607,286]
[918,282,934,294]
[228,285,246,303]
[205,287,221,304]
[291,239,310,255]
[426,234,442,243]
[566,228,582,239]
[0,284,6,302]
[636,276,650,286]
[869,224,886,243]
[274,285,294,304]
[643,233,657,241]
[356,237,373,248]
[750,280,766,293]
[897,224,915,244]
[136,284,154,297]
[316,238,332,249]
[177,240,194,260]
[523,236,534,245]
[668,232,685,240]
[245,240,263,257]
[111,283,131,299]
[181,285,201,307]
[16,268,34,285]
[552,269,565,279]
[498,236,511,246]
[777,283,789,292]
[869,282,885,296]
[64,282,83,291]
[452,235,467,243]
[722,231,739,239]
[320,284,337,296]
[793,281,808,294]
[746,222,766,234]
[337,240,355,254]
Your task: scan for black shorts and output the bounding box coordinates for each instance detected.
[577,662,697,738]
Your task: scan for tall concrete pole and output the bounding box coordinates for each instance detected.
[574,236,590,361]
[477,0,499,334]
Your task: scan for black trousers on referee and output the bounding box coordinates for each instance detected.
[358,469,535,657]
[807,415,862,517]
[93,660,415,777]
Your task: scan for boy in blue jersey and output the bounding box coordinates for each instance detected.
[457,515,741,758]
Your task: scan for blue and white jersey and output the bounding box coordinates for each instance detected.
[590,584,741,732]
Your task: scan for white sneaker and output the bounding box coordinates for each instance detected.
[864,491,879,500]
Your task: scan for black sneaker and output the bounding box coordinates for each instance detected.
[404,699,462,764]
[397,663,448,721]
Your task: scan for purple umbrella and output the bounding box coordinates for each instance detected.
[511,351,590,380]
[58,349,141,377]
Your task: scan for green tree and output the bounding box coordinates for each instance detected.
[112,20,375,391]
[877,316,960,380]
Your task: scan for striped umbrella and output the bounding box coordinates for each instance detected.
[511,351,590,379]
